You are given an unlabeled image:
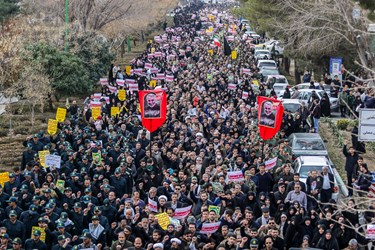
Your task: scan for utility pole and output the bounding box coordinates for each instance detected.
[65,0,69,52]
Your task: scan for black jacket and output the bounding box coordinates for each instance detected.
[316,233,339,250]
[24,238,48,250]
[1,219,26,241]
[342,145,358,172]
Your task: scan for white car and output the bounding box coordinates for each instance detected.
[288,89,338,111]
[245,31,257,36]
[256,40,284,55]
[280,82,331,97]
[257,60,277,69]
[265,40,284,55]
[259,67,280,77]
[244,24,251,31]
[273,83,290,98]
[282,99,302,113]
[254,49,272,60]
[241,19,249,24]
[264,75,288,85]
[293,156,339,201]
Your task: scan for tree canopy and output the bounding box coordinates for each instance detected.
[234,0,374,81]
[0,0,19,22]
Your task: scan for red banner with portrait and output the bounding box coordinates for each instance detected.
[139,90,167,132]
[257,96,284,140]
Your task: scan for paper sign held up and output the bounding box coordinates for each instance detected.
[92,107,101,120]
[118,89,126,101]
[155,212,170,230]
[45,154,61,169]
[0,172,9,187]
[38,150,50,168]
[47,119,58,135]
[111,107,120,117]
[56,108,67,122]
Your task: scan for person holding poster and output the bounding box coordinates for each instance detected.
[143,93,161,118]
[259,101,276,128]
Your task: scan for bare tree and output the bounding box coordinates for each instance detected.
[273,0,375,85]
[24,0,178,31]
[14,63,52,126]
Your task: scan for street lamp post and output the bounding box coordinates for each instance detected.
[65,0,69,52]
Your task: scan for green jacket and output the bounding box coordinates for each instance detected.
[338,91,348,106]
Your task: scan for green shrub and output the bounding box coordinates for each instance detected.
[336,119,350,130]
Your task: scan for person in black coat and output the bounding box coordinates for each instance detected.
[320,92,331,117]
[255,164,273,195]
[351,125,366,154]
[333,219,356,249]
[316,229,339,250]
[2,210,26,242]
[25,229,47,250]
[19,205,39,239]
[353,164,372,194]
[342,140,359,196]
[284,214,302,249]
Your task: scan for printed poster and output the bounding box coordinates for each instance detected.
[155,212,170,230]
[55,108,67,122]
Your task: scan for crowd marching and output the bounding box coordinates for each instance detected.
[1,2,375,250]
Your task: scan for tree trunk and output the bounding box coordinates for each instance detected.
[294,62,301,85]
[121,39,125,58]
[31,103,35,126]
[284,57,290,73]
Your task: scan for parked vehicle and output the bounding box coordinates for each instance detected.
[280,82,331,97]
[293,156,339,201]
[282,99,302,113]
[265,40,284,55]
[287,89,338,111]
[259,67,280,78]
[257,60,278,69]
[288,133,328,159]
[255,49,272,60]
[264,75,289,86]
[272,84,289,98]
[255,40,284,55]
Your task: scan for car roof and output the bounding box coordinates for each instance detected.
[282,99,301,104]
[297,82,329,87]
[267,75,285,79]
[298,89,324,93]
[261,66,278,70]
[258,60,276,63]
[298,156,330,166]
[290,133,322,139]
[297,82,319,86]
[274,83,288,87]
[255,50,270,53]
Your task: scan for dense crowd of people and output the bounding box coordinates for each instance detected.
[2,2,374,250]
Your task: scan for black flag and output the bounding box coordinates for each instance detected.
[223,36,232,56]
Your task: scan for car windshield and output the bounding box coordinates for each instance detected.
[275,78,287,83]
[299,166,332,178]
[293,139,325,150]
[274,86,285,91]
[298,85,310,90]
[259,62,276,68]
[283,103,300,113]
[261,69,279,76]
